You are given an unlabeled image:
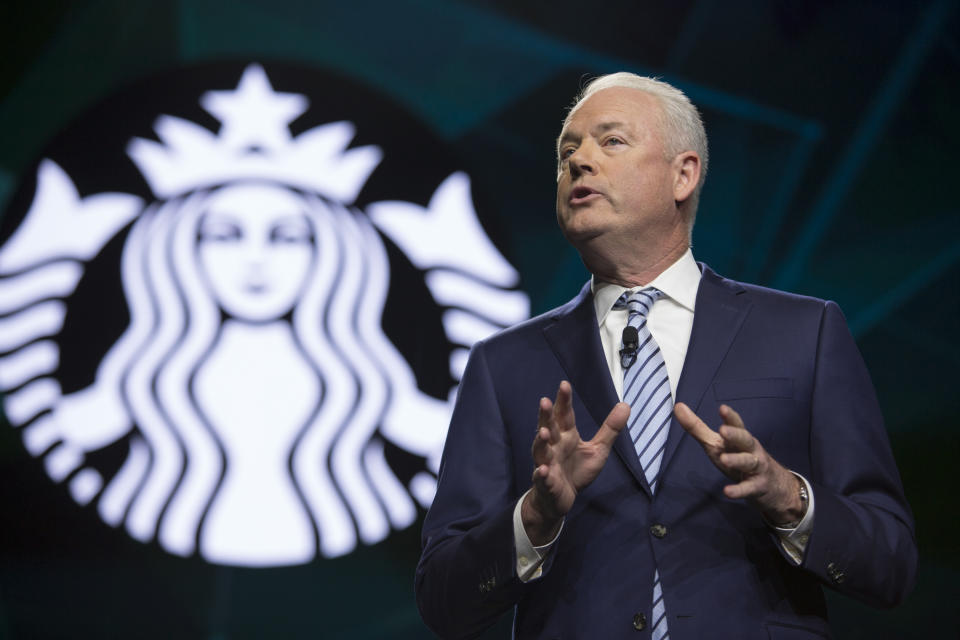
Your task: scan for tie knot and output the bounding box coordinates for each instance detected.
[614,288,663,319]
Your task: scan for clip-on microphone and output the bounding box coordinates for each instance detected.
[620,325,639,369]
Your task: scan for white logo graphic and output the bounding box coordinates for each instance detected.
[0,65,529,566]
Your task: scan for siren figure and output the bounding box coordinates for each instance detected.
[80,180,432,564]
[0,64,528,566]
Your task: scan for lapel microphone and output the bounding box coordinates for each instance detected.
[620,325,639,369]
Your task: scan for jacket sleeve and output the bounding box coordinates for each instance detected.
[415,340,533,639]
[798,300,918,607]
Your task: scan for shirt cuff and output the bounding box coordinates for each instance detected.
[513,489,563,582]
[772,472,815,564]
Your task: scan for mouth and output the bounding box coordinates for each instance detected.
[244,281,268,294]
[569,185,601,204]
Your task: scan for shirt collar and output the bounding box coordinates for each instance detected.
[592,248,701,326]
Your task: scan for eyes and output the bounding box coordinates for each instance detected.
[559,136,626,161]
[198,213,315,244]
[269,220,314,244]
[198,217,242,242]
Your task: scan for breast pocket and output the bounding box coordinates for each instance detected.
[713,377,794,400]
[711,378,804,460]
[765,621,831,639]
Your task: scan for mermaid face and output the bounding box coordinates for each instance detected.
[198,184,316,322]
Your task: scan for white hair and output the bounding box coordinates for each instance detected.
[559,72,709,219]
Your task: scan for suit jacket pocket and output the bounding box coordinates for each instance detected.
[766,621,831,639]
[714,377,793,400]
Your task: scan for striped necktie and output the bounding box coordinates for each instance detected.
[615,288,671,640]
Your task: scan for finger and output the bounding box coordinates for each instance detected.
[723,477,764,501]
[532,459,564,492]
[537,396,561,444]
[590,402,630,449]
[531,463,550,485]
[719,404,745,429]
[552,381,575,431]
[532,397,556,463]
[674,402,723,449]
[531,426,551,463]
[718,423,756,452]
[718,451,761,475]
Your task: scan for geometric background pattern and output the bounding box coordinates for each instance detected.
[1,1,957,637]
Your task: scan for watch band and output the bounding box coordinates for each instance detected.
[777,476,809,529]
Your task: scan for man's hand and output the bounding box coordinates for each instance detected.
[521,381,630,545]
[674,402,806,526]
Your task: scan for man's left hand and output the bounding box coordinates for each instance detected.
[674,402,806,526]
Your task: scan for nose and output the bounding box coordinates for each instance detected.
[567,142,598,177]
[244,237,270,269]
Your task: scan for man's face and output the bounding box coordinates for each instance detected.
[555,87,680,251]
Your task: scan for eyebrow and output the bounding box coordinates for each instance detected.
[558,121,630,148]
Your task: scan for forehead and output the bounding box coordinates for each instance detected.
[561,87,663,137]
[205,184,307,216]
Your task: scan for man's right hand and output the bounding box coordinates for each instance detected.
[521,380,630,545]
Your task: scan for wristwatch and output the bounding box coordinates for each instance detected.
[777,476,809,529]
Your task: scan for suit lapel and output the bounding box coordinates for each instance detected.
[660,265,751,479]
[543,282,652,494]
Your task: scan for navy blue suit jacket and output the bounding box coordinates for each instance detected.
[416,265,916,639]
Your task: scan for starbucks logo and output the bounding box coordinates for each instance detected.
[0,63,528,566]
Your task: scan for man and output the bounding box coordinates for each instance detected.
[415,73,916,639]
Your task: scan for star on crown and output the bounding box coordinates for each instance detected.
[127,64,382,203]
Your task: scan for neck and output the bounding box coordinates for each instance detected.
[581,231,690,288]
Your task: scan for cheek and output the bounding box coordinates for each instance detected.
[267,246,314,286]
[624,166,672,207]
[555,179,569,210]
[199,244,245,294]
[555,195,571,227]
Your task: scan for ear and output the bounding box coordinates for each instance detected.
[672,151,700,204]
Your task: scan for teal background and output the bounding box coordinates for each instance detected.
[1,0,957,637]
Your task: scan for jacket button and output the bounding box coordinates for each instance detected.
[826,562,846,584]
[650,523,667,538]
[633,612,646,630]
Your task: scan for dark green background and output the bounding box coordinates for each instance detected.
[1,1,957,637]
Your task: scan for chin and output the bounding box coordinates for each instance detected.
[560,209,606,237]
[560,224,606,252]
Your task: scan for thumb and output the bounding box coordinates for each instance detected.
[592,402,630,449]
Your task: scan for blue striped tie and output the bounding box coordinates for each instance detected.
[616,288,670,640]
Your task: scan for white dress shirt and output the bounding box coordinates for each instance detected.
[513,250,814,581]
